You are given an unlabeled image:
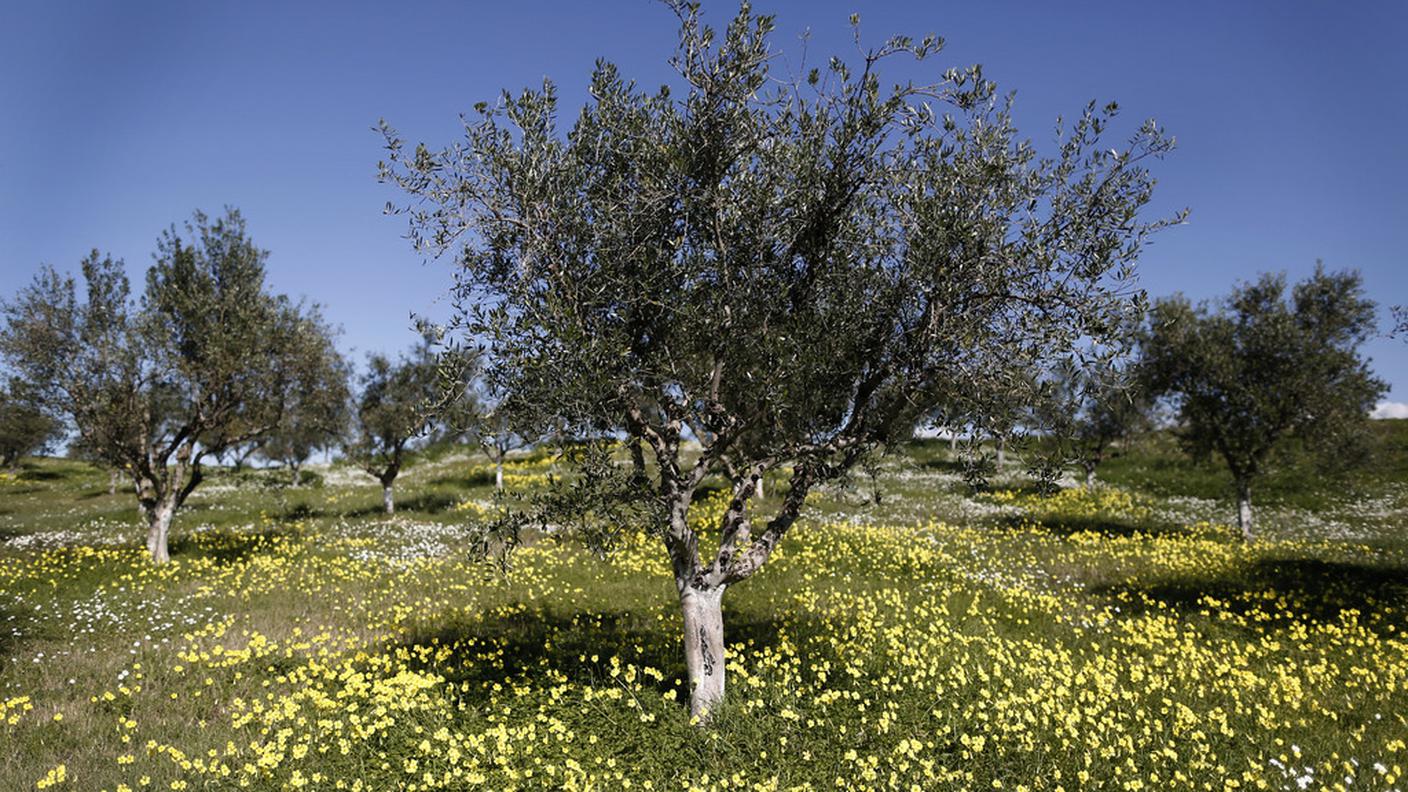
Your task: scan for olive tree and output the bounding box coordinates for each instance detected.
[260,305,351,485]
[1,209,323,562]
[1039,350,1152,488]
[0,381,62,470]
[346,341,439,514]
[1144,267,1386,540]
[380,2,1178,717]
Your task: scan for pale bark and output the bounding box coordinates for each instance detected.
[680,586,726,719]
[996,436,1006,468]
[145,500,174,564]
[382,484,395,515]
[495,458,504,492]
[754,475,764,499]
[1236,481,1254,541]
[108,469,118,496]
[1084,465,1097,488]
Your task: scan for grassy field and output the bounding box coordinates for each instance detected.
[1,425,1406,791]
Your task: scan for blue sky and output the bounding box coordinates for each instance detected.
[2,1,1405,401]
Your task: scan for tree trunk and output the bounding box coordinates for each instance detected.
[949,434,957,452]
[289,462,302,488]
[108,469,118,496]
[382,484,395,515]
[1235,481,1254,541]
[495,458,504,493]
[754,475,764,499]
[680,586,726,720]
[1084,464,1096,489]
[996,436,1006,469]
[145,500,174,564]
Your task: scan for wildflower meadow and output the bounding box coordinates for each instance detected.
[2,431,1406,791]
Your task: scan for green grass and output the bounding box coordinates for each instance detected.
[1,430,1406,790]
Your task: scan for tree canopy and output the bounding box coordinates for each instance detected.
[1144,266,1386,539]
[379,1,1178,716]
[346,339,441,514]
[0,208,332,562]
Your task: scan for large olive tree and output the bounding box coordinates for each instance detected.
[1144,267,1386,540]
[1,209,328,562]
[380,2,1178,717]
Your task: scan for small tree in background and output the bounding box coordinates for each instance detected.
[346,341,439,514]
[1,209,324,562]
[0,381,62,470]
[1039,348,1152,488]
[381,3,1178,717]
[260,305,351,485]
[1144,266,1386,540]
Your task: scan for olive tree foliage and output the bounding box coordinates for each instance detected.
[1143,267,1386,541]
[259,306,352,485]
[0,381,62,470]
[0,209,323,563]
[437,353,535,493]
[1036,343,1152,488]
[345,340,440,515]
[379,2,1179,717]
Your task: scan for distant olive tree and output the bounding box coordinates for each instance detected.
[380,3,1178,717]
[1039,349,1152,488]
[346,341,439,514]
[260,305,351,485]
[0,381,62,470]
[0,209,326,562]
[1144,267,1386,540]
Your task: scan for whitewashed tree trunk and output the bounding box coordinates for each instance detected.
[1236,481,1254,541]
[754,475,764,499]
[108,469,118,496]
[996,436,1006,468]
[680,586,726,720]
[495,458,504,492]
[383,484,395,515]
[146,500,174,564]
[1084,465,1097,488]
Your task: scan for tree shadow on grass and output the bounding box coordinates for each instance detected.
[169,526,300,565]
[390,606,811,706]
[342,491,463,519]
[1090,557,1408,635]
[996,513,1187,540]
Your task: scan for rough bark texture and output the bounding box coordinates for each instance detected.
[680,586,726,719]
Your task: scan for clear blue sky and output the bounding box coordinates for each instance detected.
[2,1,1405,400]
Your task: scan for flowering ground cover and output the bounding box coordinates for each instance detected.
[1,436,1406,791]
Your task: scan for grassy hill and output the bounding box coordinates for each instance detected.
[1,427,1405,790]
